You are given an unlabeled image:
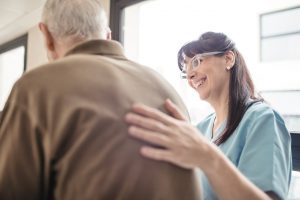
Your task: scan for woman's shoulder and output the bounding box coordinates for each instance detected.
[245,101,284,122]
[241,100,287,131]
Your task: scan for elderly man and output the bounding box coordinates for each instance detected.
[0,0,200,200]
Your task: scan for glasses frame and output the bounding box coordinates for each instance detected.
[180,51,224,79]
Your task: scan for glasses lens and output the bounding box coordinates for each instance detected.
[191,57,200,69]
[180,51,223,78]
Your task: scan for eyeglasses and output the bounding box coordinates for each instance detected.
[180,51,224,79]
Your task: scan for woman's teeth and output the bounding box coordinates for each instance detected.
[193,78,206,88]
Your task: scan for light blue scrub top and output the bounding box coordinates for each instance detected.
[197,101,292,200]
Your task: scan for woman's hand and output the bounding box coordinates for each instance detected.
[125,100,277,200]
[125,99,211,169]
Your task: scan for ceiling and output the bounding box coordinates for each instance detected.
[0,0,45,44]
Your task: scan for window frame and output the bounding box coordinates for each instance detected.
[292,132,300,171]
[0,34,28,72]
[0,34,28,112]
[110,0,149,42]
[259,5,300,62]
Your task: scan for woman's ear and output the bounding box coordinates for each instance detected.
[225,50,235,70]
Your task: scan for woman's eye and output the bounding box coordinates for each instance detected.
[192,58,201,68]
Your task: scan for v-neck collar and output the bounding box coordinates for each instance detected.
[209,114,227,141]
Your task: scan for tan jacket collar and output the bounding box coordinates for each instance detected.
[65,39,126,59]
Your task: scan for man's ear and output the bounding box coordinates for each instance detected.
[39,22,58,60]
[106,32,112,40]
[106,27,112,40]
[39,23,55,51]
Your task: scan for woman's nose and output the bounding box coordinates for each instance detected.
[187,70,196,80]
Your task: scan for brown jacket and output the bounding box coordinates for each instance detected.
[0,40,200,200]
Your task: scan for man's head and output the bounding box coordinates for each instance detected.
[39,0,111,61]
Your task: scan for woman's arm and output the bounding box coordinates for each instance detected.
[201,142,278,200]
[125,99,277,200]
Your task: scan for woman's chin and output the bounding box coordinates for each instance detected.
[198,92,208,101]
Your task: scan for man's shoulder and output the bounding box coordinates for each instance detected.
[18,53,170,94]
[20,55,111,82]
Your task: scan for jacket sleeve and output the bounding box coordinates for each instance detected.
[0,96,44,200]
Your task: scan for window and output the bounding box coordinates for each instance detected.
[259,6,300,135]
[259,90,300,132]
[260,6,300,200]
[0,35,27,110]
[260,6,300,62]
[111,1,300,198]
[111,0,222,124]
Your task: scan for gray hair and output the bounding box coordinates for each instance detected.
[42,0,109,41]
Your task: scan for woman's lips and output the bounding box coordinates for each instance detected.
[192,77,207,89]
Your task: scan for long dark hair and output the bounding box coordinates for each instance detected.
[177,32,263,145]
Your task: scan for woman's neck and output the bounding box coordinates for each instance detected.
[210,96,229,135]
[213,105,228,134]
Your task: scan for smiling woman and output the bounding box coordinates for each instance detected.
[125,32,292,200]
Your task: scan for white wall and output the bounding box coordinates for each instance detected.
[26,25,48,70]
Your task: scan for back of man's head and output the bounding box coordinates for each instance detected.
[42,0,109,43]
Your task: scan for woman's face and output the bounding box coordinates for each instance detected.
[184,52,232,103]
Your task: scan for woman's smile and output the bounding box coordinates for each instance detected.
[191,76,207,89]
